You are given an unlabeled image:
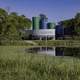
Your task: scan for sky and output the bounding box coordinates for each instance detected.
[0,0,80,23]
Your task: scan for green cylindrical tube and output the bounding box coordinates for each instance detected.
[47,22,55,29]
[32,17,40,30]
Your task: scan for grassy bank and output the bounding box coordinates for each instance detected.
[34,40,80,47]
[0,46,80,80]
[1,40,80,47]
[0,40,36,46]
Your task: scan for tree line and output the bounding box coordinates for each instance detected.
[0,8,80,41]
[59,13,80,39]
[0,8,31,41]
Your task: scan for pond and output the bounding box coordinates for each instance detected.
[25,47,80,57]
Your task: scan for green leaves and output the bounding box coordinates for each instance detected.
[0,8,31,40]
[60,13,80,38]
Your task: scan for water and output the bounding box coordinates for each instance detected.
[26,47,56,56]
[25,47,80,57]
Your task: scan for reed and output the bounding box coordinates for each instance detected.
[0,46,80,80]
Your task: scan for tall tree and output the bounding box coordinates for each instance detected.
[74,13,80,35]
[0,8,8,40]
[0,8,31,40]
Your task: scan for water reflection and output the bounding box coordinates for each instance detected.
[56,47,64,56]
[25,47,64,56]
[25,47,80,56]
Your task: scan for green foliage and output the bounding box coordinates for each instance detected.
[64,48,80,57]
[60,12,80,39]
[0,8,31,40]
[74,13,80,35]
[0,46,80,80]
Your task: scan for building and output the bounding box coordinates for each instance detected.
[23,14,56,40]
[32,14,55,40]
[55,24,64,39]
[32,29,55,40]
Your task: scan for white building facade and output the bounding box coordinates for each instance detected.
[32,29,55,40]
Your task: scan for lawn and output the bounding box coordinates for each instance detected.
[0,46,80,80]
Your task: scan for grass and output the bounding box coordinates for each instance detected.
[34,40,80,47]
[1,40,80,47]
[0,46,80,80]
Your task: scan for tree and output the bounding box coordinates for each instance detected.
[74,13,80,35]
[59,13,80,39]
[0,8,31,40]
[0,8,8,40]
